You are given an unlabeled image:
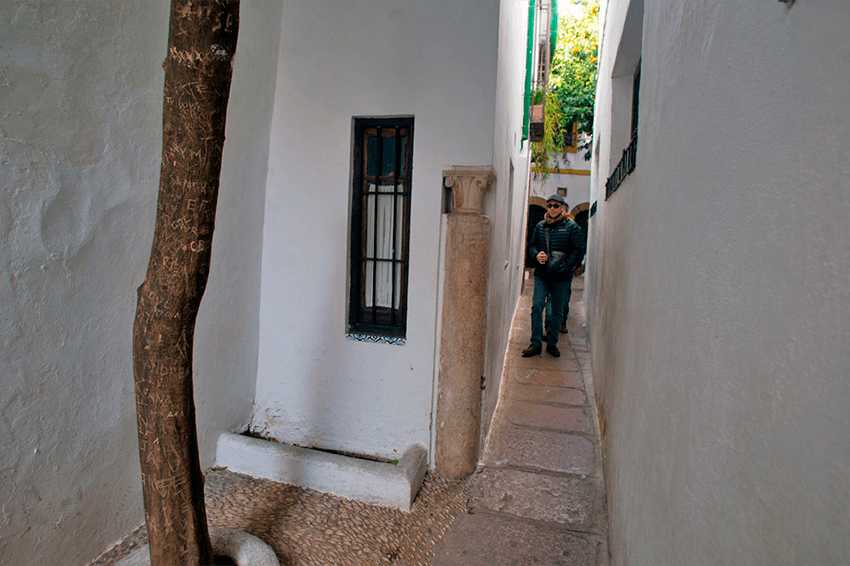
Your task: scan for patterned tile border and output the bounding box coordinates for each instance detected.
[346,333,406,346]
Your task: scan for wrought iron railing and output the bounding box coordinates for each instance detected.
[605,131,637,199]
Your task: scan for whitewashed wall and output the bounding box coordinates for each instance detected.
[254,0,500,462]
[0,1,280,563]
[479,0,535,449]
[588,1,850,564]
[194,1,282,466]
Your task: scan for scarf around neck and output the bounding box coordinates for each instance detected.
[545,210,567,224]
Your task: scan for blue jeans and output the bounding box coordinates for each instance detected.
[530,274,573,348]
[545,286,571,330]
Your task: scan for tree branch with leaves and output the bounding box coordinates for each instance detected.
[532,0,599,181]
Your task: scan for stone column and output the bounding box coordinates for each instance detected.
[435,166,496,478]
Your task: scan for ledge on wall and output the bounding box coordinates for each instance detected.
[215,433,428,511]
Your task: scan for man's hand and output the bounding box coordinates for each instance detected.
[536,251,549,265]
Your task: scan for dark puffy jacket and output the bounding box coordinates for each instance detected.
[527,217,586,281]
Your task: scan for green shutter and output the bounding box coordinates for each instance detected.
[550,0,558,58]
[522,0,536,148]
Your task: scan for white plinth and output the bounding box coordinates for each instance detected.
[215,433,428,511]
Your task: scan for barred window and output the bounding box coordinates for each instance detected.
[348,117,414,338]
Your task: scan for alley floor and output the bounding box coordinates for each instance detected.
[91,274,608,566]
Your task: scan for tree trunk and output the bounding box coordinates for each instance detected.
[132,1,239,564]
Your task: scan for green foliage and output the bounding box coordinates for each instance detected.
[550,0,599,150]
[530,90,562,177]
[533,0,599,180]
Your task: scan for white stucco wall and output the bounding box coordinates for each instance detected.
[254,0,500,462]
[193,0,283,466]
[479,0,534,447]
[588,1,850,564]
[0,2,280,563]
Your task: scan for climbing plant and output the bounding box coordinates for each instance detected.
[532,0,599,181]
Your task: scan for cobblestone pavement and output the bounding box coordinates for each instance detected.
[90,470,469,566]
[91,275,607,565]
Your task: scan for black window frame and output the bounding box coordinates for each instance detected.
[630,59,641,137]
[348,117,414,339]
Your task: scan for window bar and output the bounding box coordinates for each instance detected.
[391,128,401,327]
[605,130,638,199]
[371,127,382,324]
[350,123,365,331]
[400,126,412,328]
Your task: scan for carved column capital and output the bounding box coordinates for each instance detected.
[443,166,496,214]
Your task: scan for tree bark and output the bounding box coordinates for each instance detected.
[132,2,239,564]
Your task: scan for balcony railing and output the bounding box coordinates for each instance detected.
[605,131,637,199]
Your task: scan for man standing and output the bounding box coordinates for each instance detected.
[522,195,586,357]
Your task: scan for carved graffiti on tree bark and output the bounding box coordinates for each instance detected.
[132,2,239,565]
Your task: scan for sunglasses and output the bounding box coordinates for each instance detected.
[547,203,562,209]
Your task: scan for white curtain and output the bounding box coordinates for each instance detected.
[364,182,404,309]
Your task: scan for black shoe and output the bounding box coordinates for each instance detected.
[546,344,561,357]
[522,345,542,357]
[560,324,568,334]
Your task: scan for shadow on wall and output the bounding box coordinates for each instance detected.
[524,204,547,267]
[571,203,589,246]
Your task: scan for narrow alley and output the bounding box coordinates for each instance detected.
[4,2,848,564]
[93,274,607,566]
[432,272,608,565]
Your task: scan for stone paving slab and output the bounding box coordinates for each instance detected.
[505,401,590,434]
[505,348,582,372]
[511,367,584,388]
[490,426,595,476]
[431,511,600,566]
[576,358,591,376]
[469,468,604,532]
[573,349,590,362]
[512,383,586,406]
